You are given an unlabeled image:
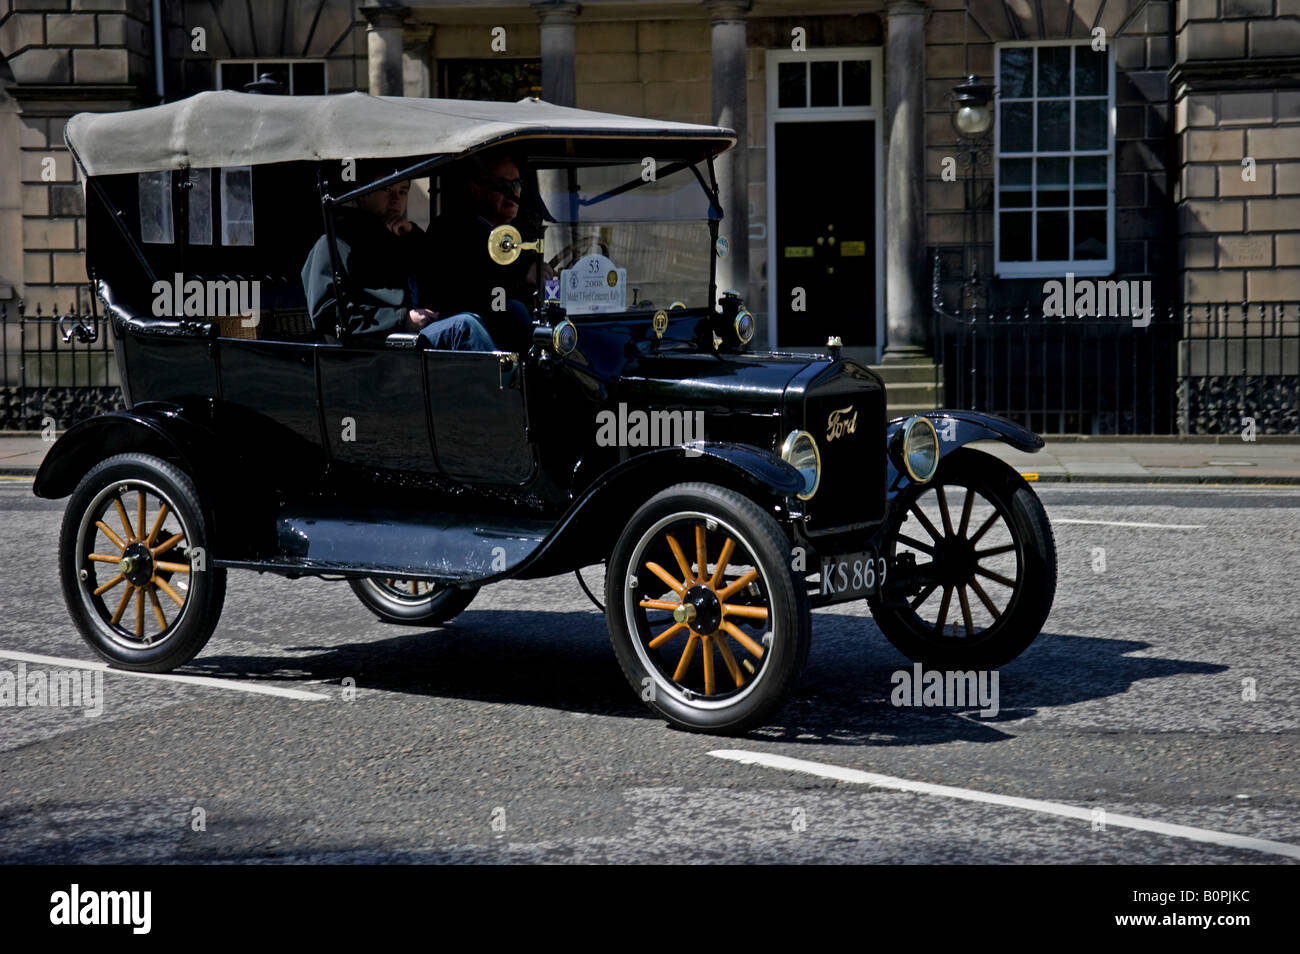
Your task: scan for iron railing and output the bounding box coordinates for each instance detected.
[1178,301,1300,436]
[929,254,1299,435]
[0,300,119,431]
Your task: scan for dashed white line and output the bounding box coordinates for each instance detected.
[1051,518,1204,529]
[709,750,1300,861]
[0,650,331,701]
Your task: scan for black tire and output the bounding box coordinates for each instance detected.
[605,482,810,735]
[58,452,227,672]
[868,447,1056,669]
[348,577,479,626]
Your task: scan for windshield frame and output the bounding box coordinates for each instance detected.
[524,154,722,321]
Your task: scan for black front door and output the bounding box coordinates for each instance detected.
[425,351,534,484]
[318,347,435,473]
[774,120,876,350]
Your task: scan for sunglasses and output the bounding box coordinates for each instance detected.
[479,175,523,198]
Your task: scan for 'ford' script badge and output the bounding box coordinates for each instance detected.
[827,405,858,441]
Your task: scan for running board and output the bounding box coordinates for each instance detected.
[231,507,557,583]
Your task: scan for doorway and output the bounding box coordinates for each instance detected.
[766,49,883,360]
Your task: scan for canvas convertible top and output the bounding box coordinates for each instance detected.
[65,90,737,177]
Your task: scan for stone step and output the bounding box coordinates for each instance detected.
[886,404,944,419]
[868,362,942,384]
[883,381,942,400]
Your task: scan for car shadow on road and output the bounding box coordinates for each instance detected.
[183,608,650,720]
[179,608,1229,744]
[756,615,1231,747]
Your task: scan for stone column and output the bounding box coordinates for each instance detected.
[362,3,409,97]
[883,0,927,360]
[534,1,579,107]
[403,24,434,99]
[707,0,751,304]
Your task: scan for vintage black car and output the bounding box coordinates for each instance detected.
[36,91,1056,733]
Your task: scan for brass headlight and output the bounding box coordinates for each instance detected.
[899,416,939,483]
[734,308,755,345]
[781,429,821,500]
[552,319,577,355]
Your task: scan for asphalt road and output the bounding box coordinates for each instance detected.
[1,477,1296,864]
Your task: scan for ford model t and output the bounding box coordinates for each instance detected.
[37,91,1056,733]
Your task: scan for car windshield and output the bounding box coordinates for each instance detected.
[535,161,715,315]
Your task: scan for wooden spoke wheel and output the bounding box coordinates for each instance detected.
[868,448,1056,670]
[606,482,810,734]
[59,453,226,672]
[348,576,478,626]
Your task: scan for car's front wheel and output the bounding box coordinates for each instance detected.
[868,448,1056,669]
[59,452,227,672]
[605,482,810,734]
[348,577,479,626]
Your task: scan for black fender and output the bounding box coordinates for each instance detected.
[884,409,1043,506]
[33,402,273,556]
[33,403,219,500]
[514,441,803,579]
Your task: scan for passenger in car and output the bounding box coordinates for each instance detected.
[301,164,495,350]
[427,153,553,353]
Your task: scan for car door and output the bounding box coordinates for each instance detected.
[317,345,435,473]
[424,350,534,484]
[217,339,328,478]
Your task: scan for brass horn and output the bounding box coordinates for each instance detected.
[488,224,543,265]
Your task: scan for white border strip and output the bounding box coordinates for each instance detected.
[0,650,330,701]
[710,750,1300,860]
[1052,518,1204,529]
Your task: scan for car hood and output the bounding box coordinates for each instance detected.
[612,352,828,412]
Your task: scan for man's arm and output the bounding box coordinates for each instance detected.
[301,233,408,339]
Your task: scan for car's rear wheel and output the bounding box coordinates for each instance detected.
[59,452,226,672]
[868,448,1056,669]
[606,482,810,735]
[348,577,478,626]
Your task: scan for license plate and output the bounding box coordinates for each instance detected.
[820,550,886,601]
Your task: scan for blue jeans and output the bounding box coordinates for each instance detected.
[417,312,496,351]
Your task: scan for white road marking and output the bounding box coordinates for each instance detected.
[1051,518,1204,529]
[710,750,1300,861]
[1036,485,1300,494]
[0,650,331,701]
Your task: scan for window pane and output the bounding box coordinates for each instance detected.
[1037,46,1070,97]
[1002,157,1032,185]
[1074,156,1107,205]
[292,62,325,95]
[1075,99,1108,150]
[1000,47,1032,98]
[1001,212,1032,261]
[1037,211,1069,260]
[218,62,253,91]
[842,60,871,106]
[1001,102,1033,151]
[1037,157,1069,207]
[778,62,806,108]
[1001,158,1033,207]
[138,172,173,244]
[221,166,254,246]
[810,61,837,107]
[1075,47,1108,96]
[1075,210,1107,260]
[1038,100,1070,150]
[258,64,290,93]
[1074,155,1107,185]
[188,168,212,245]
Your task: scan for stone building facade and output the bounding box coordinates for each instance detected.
[0,1,1296,422]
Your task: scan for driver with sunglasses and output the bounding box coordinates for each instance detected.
[428,154,553,352]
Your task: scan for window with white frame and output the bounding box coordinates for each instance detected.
[994,43,1113,277]
[216,60,326,95]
